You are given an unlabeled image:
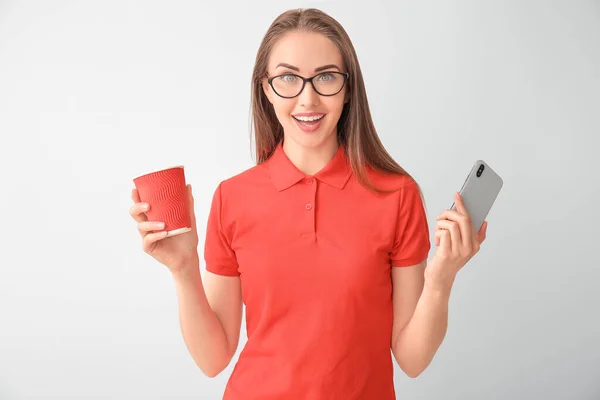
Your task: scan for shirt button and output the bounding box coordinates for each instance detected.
[306,178,314,184]
[305,203,312,211]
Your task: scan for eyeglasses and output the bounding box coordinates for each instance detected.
[267,72,349,99]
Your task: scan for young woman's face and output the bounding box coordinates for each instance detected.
[263,31,348,150]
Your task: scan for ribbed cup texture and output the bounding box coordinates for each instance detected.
[133,167,191,233]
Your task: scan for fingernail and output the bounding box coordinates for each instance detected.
[157,222,165,228]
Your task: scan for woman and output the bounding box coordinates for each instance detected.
[129,8,487,400]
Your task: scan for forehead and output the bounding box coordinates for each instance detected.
[269,31,344,73]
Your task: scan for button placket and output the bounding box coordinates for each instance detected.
[301,177,317,238]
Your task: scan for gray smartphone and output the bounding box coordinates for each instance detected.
[450,160,503,232]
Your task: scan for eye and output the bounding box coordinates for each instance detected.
[317,72,336,82]
[277,74,298,83]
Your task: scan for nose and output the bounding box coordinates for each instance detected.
[298,80,320,107]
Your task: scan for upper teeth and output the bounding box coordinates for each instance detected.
[294,115,324,122]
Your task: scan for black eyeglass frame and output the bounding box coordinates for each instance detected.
[266,72,350,99]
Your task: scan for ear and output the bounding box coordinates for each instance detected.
[344,90,350,104]
[262,77,274,105]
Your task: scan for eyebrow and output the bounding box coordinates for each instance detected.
[275,63,341,73]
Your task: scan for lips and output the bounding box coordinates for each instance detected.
[292,113,326,122]
[292,112,325,116]
[293,114,326,133]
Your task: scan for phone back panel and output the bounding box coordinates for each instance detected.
[450,160,503,232]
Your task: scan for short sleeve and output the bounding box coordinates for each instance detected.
[390,179,431,267]
[203,182,240,276]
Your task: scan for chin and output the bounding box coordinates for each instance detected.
[287,128,336,149]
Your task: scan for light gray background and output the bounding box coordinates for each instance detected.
[0,0,598,399]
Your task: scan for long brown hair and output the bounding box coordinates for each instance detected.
[250,8,422,198]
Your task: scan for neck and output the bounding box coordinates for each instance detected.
[282,136,339,176]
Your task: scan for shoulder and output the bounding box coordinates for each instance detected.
[363,165,419,193]
[213,162,271,199]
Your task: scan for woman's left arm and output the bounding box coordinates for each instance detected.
[391,192,488,378]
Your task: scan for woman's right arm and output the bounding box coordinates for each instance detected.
[130,184,242,378]
[171,262,242,378]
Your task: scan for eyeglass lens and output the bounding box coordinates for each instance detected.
[272,72,346,97]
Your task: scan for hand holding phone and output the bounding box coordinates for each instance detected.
[427,160,503,285]
[450,160,503,232]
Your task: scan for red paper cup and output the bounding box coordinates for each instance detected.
[133,166,191,237]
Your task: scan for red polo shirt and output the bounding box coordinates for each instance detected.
[204,142,430,400]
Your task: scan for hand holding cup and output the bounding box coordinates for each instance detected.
[130,166,199,273]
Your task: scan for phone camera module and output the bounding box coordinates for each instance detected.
[476,164,485,177]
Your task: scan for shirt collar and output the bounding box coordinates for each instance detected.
[267,141,353,191]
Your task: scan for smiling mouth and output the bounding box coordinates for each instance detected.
[292,114,326,133]
[292,114,326,123]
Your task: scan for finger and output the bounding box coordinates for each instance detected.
[454,192,468,215]
[131,188,141,203]
[435,229,451,257]
[454,192,475,246]
[440,229,451,257]
[434,230,441,248]
[436,209,463,222]
[436,220,461,256]
[129,202,150,223]
[142,230,169,253]
[137,221,165,237]
[477,220,488,244]
[437,208,473,247]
